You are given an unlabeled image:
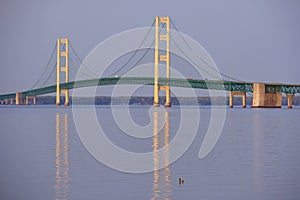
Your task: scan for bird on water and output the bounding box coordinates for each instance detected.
[179,178,184,184]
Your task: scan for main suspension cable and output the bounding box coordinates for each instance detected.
[170,18,242,82]
[103,20,156,78]
[31,42,57,89]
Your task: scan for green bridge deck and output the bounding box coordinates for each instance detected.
[1,77,300,100]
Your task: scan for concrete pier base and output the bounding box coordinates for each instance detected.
[251,83,282,108]
[25,96,37,105]
[16,92,23,105]
[164,102,171,107]
[229,91,246,108]
[286,94,294,109]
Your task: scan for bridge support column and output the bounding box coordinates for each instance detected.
[229,91,246,108]
[56,38,69,106]
[252,83,282,108]
[25,96,36,105]
[242,94,246,108]
[16,92,23,105]
[286,94,294,109]
[9,98,14,105]
[229,92,233,108]
[154,16,171,107]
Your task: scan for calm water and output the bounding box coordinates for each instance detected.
[0,105,299,200]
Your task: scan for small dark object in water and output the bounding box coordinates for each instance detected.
[179,178,184,184]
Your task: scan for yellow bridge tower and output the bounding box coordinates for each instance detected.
[154,16,171,107]
[56,38,69,106]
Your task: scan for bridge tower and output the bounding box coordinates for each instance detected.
[154,16,171,107]
[56,38,69,106]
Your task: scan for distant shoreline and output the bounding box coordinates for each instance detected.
[25,96,300,106]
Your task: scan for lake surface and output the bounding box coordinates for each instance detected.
[0,105,299,200]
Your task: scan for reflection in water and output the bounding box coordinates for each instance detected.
[151,110,171,200]
[55,112,70,200]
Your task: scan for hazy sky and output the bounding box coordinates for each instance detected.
[0,0,299,94]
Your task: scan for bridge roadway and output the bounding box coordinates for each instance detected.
[0,77,300,101]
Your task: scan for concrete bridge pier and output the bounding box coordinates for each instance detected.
[9,98,14,104]
[229,91,246,108]
[25,96,37,105]
[251,83,282,108]
[16,92,24,105]
[286,94,294,109]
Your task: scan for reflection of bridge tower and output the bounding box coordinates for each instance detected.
[55,112,70,200]
[154,16,171,107]
[56,38,69,106]
[152,110,171,200]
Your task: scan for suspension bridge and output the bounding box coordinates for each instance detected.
[0,16,299,108]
